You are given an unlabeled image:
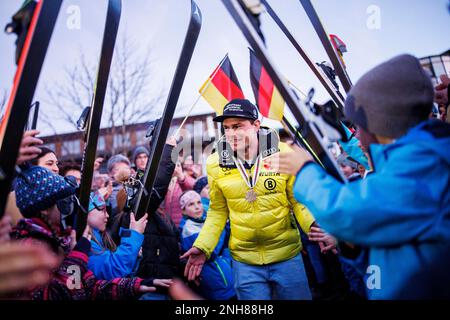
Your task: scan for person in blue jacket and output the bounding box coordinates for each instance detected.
[86,192,172,290]
[179,190,235,300]
[267,54,450,299]
[87,192,146,279]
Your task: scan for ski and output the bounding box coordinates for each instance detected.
[222,0,346,182]
[0,0,63,218]
[298,0,353,93]
[132,0,202,219]
[260,0,345,109]
[76,0,122,239]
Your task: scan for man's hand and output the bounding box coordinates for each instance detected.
[308,226,338,254]
[180,247,207,281]
[192,164,203,178]
[166,136,177,147]
[129,212,148,234]
[16,130,43,165]
[94,157,104,171]
[174,162,185,181]
[138,285,157,293]
[264,143,313,176]
[435,74,450,106]
[153,279,173,288]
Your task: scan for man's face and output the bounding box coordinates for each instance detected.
[135,153,148,171]
[222,118,260,154]
[355,126,378,153]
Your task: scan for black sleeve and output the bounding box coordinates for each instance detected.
[146,144,176,214]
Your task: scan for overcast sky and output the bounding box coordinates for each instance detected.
[0,0,449,136]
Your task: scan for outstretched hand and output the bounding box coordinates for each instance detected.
[264,143,313,176]
[180,247,206,282]
[16,130,43,165]
[308,226,338,254]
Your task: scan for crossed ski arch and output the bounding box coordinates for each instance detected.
[0,0,352,223]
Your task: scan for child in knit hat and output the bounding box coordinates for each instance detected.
[11,166,162,300]
[269,54,450,299]
[86,191,172,291]
[179,190,235,300]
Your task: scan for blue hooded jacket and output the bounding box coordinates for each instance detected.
[88,228,144,280]
[293,120,450,299]
[180,215,235,300]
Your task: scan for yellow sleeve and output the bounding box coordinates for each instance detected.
[287,174,315,233]
[193,156,229,259]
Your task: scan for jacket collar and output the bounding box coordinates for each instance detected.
[217,126,280,168]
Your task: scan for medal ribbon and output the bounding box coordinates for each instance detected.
[232,155,262,189]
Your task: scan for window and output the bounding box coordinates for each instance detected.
[135,130,148,146]
[97,136,105,151]
[432,56,446,81]
[443,56,450,76]
[113,132,131,149]
[61,140,81,156]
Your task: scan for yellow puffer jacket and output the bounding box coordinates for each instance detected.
[194,141,315,265]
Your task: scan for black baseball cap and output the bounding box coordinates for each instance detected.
[213,99,259,122]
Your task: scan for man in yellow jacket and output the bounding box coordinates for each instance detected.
[181,99,320,300]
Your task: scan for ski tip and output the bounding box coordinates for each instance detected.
[191,0,202,20]
[109,0,122,14]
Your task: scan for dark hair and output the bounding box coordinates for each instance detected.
[30,146,57,165]
[60,163,81,176]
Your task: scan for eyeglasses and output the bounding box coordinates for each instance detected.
[91,199,106,212]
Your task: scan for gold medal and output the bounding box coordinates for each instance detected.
[245,189,257,203]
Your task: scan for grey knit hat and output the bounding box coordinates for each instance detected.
[132,146,149,165]
[344,54,433,139]
[107,154,131,173]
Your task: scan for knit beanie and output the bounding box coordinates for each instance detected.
[344,54,433,139]
[193,176,208,195]
[15,166,77,218]
[88,191,106,212]
[132,146,149,165]
[107,154,131,173]
[179,190,201,210]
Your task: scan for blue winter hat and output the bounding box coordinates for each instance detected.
[15,166,77,218]
[193,176,208,194]
[88,191,106,212]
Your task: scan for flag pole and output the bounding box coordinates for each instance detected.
[287,80,308,99]
[173,53,229,138]
[173,94,202,138]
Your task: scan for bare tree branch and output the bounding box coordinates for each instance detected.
[43,32,166,152]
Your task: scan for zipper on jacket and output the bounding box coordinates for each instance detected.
[214,260,228,287]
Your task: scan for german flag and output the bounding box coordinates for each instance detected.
[199,54,245,115]
[249,49,285,121]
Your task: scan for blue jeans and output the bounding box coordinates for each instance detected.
[232,254,312,300]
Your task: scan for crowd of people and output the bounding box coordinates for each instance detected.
[0,54,449,300]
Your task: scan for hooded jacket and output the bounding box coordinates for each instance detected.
[180,215,235,300]
[293,120,450,299]
[88,228,143,280]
